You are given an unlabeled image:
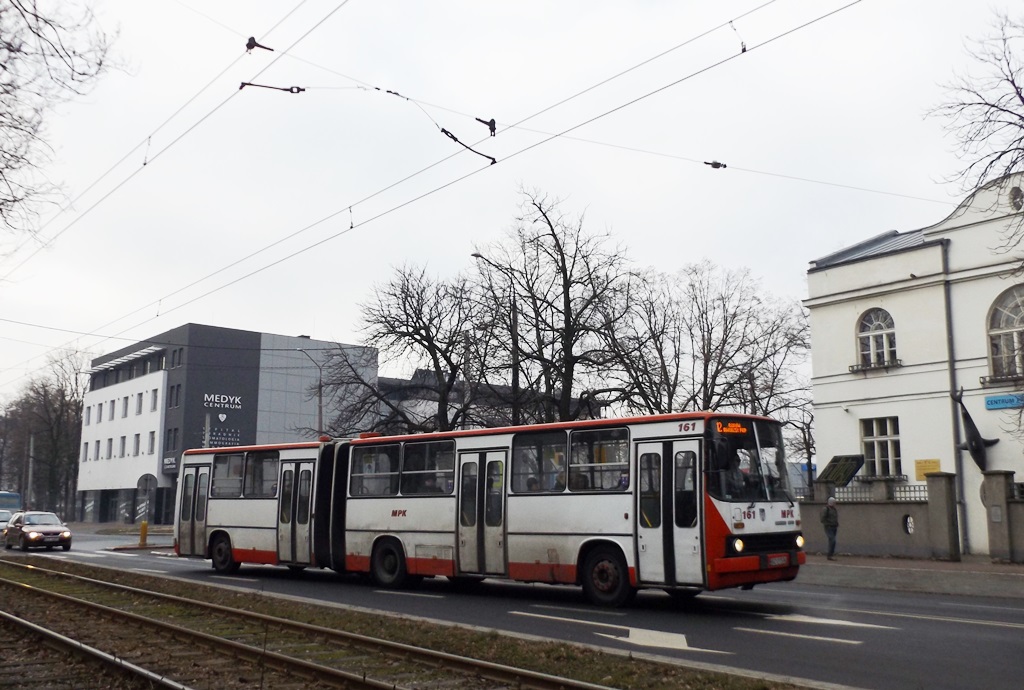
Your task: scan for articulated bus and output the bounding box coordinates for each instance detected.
[174,412,805,606]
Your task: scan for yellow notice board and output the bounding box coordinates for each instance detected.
[915,459,942,481]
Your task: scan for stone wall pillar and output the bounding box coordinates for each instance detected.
[926,472,960,561]
[981,470,1015,562]
[813,480,835,503]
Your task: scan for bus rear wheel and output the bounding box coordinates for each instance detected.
[371,539,408,588]
[210,534,240,574]
[582,546,634,607]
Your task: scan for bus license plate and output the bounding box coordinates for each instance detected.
[767,554,789,567]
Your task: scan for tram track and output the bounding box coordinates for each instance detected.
[0,558,613,690]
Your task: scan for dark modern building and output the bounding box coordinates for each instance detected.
[77,324,375,524]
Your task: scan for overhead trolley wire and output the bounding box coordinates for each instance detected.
[87,1,875,331]
[4,1,886,391]
[0,0,328,283]
[2,0,864,390]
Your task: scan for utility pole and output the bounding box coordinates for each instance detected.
[296,348,324,436]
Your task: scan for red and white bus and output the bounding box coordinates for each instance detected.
[175,412,805,606]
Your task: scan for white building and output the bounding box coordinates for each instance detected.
[78,324,375,524]
[806,174,1024,555]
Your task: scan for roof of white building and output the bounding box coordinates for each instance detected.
[808,229,926,270]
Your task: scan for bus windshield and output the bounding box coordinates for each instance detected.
[707,418,793,504]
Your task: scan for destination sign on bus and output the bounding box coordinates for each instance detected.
[716,420,748,434]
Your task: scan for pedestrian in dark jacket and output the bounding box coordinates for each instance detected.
[820,497,839,560]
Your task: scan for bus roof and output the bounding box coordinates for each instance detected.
[182,441,324,456]
[348,410,775,446]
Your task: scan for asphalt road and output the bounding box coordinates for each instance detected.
[13,530,1024,690]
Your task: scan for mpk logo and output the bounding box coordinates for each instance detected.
[391,509,407,517]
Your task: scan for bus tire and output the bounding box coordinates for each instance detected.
[210,534,240,574]
[581,546,634,607]
[371,539,408,588]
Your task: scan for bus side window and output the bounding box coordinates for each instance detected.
[211,454,243,497]
[674,450,697,528]
[639,452,661,528]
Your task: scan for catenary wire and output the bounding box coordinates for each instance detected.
[3,1,783,371]
[4,0,888,389]
[0,0,325,282]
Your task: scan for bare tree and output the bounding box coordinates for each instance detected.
[325,266,481,435]
[472,189,633,423]
[1,1,112,233]
[609,261,810,420]
[0,350,85,515]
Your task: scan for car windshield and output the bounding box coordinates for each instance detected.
[707,417,794,504]
[24,513,62,526]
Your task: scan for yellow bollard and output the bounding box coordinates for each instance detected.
[139,520,148,547]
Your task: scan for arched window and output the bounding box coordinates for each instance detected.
[988,285,1024,380]
[857,308,897,368]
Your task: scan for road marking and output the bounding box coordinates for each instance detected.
[105,551,139,558]
[511,611,727,654]
[132,568,167,574]
[211,575,260,583]
[531,604,627,617]
[764,613,896,629]
[65,551,106,558]
[374,590,446,599]
[735,627,862,644]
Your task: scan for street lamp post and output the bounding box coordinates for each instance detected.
[472,252,520,425]
[296,348,324,436]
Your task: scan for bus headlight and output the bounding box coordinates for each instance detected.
[795,535,805,549]
[732,537,745,553]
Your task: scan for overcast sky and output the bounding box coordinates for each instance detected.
[0,0,1005,400]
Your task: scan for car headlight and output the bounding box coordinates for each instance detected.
[61,531,71,538]
[733,537,745,553]
[795,535,805,548]
[27,531,41,539]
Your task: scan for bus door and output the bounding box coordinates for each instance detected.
[456,451,507,576]
[278,460,314,564]
[177,464,209,557]
[635,440,703,587]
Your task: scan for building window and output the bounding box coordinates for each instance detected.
[96,402,103,424]
[94,440,100,462]
[122,396,129,418]
[106,438,113,459]
[861,417,901,477]
[136,392,143,415]
[151,389,159,411]
[109,400,115,421]
[85,407,91,425]
[148,431,156,455]
[988,284,1024,381]
[133,434,141,456]
[166,428,179,451]
[119,436,126,458]
[82,443,89,462]
[855,308,898,369]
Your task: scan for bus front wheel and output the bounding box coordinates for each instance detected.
[371,540,408,588]
[210,534,240,574]
[582,546,634,607]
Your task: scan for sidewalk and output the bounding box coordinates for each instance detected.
[797,552,1024,599]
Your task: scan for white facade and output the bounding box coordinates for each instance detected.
[79,369,168,492]
[806,174,1024,555]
